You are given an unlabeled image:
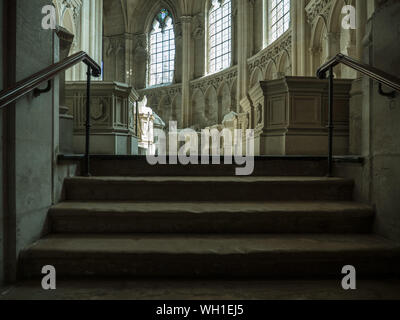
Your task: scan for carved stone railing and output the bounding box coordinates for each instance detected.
[247,30,292,80]
[66,81,140,155]
[190,65,238,91]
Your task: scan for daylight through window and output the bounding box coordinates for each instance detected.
[149,9,175,86]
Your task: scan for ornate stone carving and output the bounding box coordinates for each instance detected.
[190,66,238,92]
[192,12,204,39]
[305,0,332,25]
[248,32,292,73]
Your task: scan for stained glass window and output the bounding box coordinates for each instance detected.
[148,9,175,86]
[208,0,232,74]
[269,0,290,43]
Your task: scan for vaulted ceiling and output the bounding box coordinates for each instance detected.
[104,0,206,35]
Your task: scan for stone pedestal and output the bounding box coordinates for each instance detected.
[66,81,140,155]
[248,77,352,156]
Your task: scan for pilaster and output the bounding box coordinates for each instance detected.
[181,15,193,127]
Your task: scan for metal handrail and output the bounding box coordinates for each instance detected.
[316,53,400,176]
[0,51,102,176]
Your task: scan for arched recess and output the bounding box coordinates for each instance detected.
[135,0,180,34]
[192,89,206,130]
[158,94,172,122]
[277,51,291,77]
[217,82,232,123]
[171,93,182,127]
[249,67,263,89]
[230,80,237,112]
[310,16,328,76]
[265,60,278,80]
[204,86,218,126]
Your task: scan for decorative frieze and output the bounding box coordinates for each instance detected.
[190,66,238,92]
[248,32,292,73]
[305,0,332,25]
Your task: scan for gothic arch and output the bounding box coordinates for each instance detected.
[204,86,218,126]
[249,67,263,88]
[192,89,206,129]
[277,50,291,77]
[141,1,180,35]
[310,16,328,76]
[230,80,237,113]
[158,94,172,121]
[217,82,232,123]
[171,93,182,127]
[265,60,278,80]
[327,0,354,33]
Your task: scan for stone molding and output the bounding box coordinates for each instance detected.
[305,0,332,25]
[248,31,292,73]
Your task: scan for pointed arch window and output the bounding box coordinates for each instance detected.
[148,9,175,86]
[208,0,232,74]
[269,0,290,43]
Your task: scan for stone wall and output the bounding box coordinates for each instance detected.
[2,0,54,283]
[369,0,400,241]
[334,0,400,241]
[0,0,4,286]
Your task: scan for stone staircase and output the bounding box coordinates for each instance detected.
[18,157,400,279]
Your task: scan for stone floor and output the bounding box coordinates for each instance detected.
[1,279,400,300]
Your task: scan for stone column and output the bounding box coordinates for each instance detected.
[326,32,339,60]
[356,0,367,62]
[299,0,308,76]
[181,16,193,127]
[236,0,250,111]
[290,0,297,75]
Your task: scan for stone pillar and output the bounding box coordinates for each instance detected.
[356,0,367,62]
[236,0,250,111]
[299,0,308,76]
[290,0,297,75]
[181,16,193,128]
[326,32,339,60]
[70,0,103,81]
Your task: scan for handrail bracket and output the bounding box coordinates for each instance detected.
[378,83,397,99]
[33,80,52,97]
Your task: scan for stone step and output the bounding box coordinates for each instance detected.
[19,234,400,279]
[49,201,374,234]
[86,156,329,177]
[64,177,354,202]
